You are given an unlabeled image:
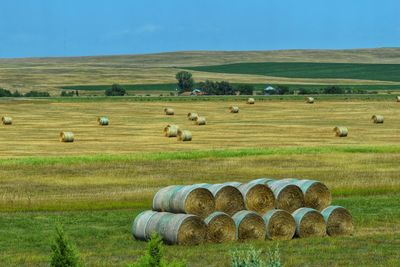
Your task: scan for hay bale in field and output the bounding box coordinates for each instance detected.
[321,206,354,236]
[132,210,158,241]
[262,209,296,240]
[163,124,179,137]
[232,210,266,241]
[229,106,239,113]
[60,131,74,142]
[194,116,206,125]
[292,208,326,238]
[204,212,236,243]
[97,117,109,126]
[247,98,255,104]
[164,108,174,115]
[1,116,12,125]
[306,97,314,104]
[187,112,199,121]
[397,96,400,102]
[177,129,192,141]
[334,126,348,137]
[371,115,384,124]
[152,185,215,218]
[265,180,305,213]
[281,178,331,211]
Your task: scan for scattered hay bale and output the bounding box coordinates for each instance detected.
[132,210,158,241]
[204,212,236,243]
[229,106,239,113]
[262,209,296,240]
[97,117,109,126]
[397,96,400,102]
[334,126,348,137]
[60,131,74,142]
[187,112,199,121]
[306,97,314,104]
[1,116,12,125]
[164,108,174,115]
[371,115,384,124]
[232,210,266,241]
[292,208,326,238]
[266,180,305,213]
[177,129,192,141]
[321,206,354,236]
[195,116,206,125]
[247,98,255,104]
[163,124,179,137]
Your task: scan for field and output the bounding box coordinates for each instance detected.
[1,97,400,266]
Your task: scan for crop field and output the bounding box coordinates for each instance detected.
[1,97,400,266]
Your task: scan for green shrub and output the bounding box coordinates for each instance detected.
[24,91,50,97]
[0,88,13,97]
[230,245,281,267]
[50,225,82,267]
[105,84,126,96]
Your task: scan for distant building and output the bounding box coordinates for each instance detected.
[180,89,207,96]
[264,85,276,95]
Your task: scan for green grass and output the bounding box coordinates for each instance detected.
[185,62,400,82]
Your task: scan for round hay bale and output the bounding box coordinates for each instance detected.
[97,117,109,126]
[187,112,199,121]
[306,97,314,104]
[163,124,179,137]
[397,96,400,102]
[371,115,384,124]
[267,180,305,213]
[292,208,326,238]
[132,210,158,241]
[2,116,12,125]
[204,212,236,243]
[195,116,206,125]
[247,98,255,104]
[164,108,174,115]
[262,209,296,240]
[236,183,275,214]
[334,126,348,137]
[321,206,354,236]
[229,106,239,113]
[60,131,74,142]
[232,210,266,241]
[152,185,184,212]
[177,129,192,141]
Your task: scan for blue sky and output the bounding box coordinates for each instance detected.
[0,0,399,58]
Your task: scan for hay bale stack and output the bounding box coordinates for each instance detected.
[187,112,199,121]
[132,210,158,241]
[262,209,296,240]
[177,129,192,141]
[334,126,348,137]
[281,179,331,211]
[152,185,215,218]
[195,116,206,125]
[98,117,109,126]
[60,131,74,142]
[371,115,384,124]
[229,106,239,113]
[204,212,236,243]
[247,98,255,104]
[292,208,326,238]
[163,124,179,137]
[321,206,353,236]
[306,97,314,104]
[232,210,266,241]
[164,108,174,115]
[1,116,12,125]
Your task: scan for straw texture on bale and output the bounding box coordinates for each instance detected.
[163,124,179,137]
[262,209,296,241]
[97,117,109,126]
[321,206,354,236]
[264,180,304,213]
[234,182,275,214]
[187,112,199,121]
[247,98,255,104]
[292,208,326,238]
[371,115,384,124]
[306,97,314,104]
[334,126,348,137]
[195,116,206,125]
[232,210,266,241]
[152,185,215,218]
[60,131,74,142]
[204,212,236,243]
[177,129,192,141]
[164,108,174,115]
[1,116,12,125]
[229,106,239,113]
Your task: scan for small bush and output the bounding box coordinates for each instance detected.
[105,84,126,96]
[24,91,50,97]
[61,91,75,97]
[230,245,281,267]
[50,225,82,267]
[0,88,13,97]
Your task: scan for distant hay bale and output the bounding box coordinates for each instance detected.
[177,129,192,141]
[164,108,174,115]
[292,208,326,238]
[232,210,266,241]
[266,180,305,213]
[262,209,296,240]
[229,106,239,113]
[187,112,199,121]
[204,212,236,243]
[60,131,74,142]
[334,126,348,137]
[321,206,354,236]
[397,96,400,102]
[1,116,12,125]
[97,117,109,126]
[247,98,255,104]
[195,116,206,125]
[163,124,179,137]
[306,97,314,104]
[371,115,384,124]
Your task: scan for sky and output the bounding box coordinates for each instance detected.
[0,0,399,58]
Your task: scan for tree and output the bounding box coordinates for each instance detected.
[175,71,194,93]
[0,88,12,97]
[216,81,234,95]
[323,86,344,94]
[105,84,126,96]
[24,91,50,97]
[50,225,82,267]
[275,86,290,95]
[236,84,254,95]
[75,90,79,96]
